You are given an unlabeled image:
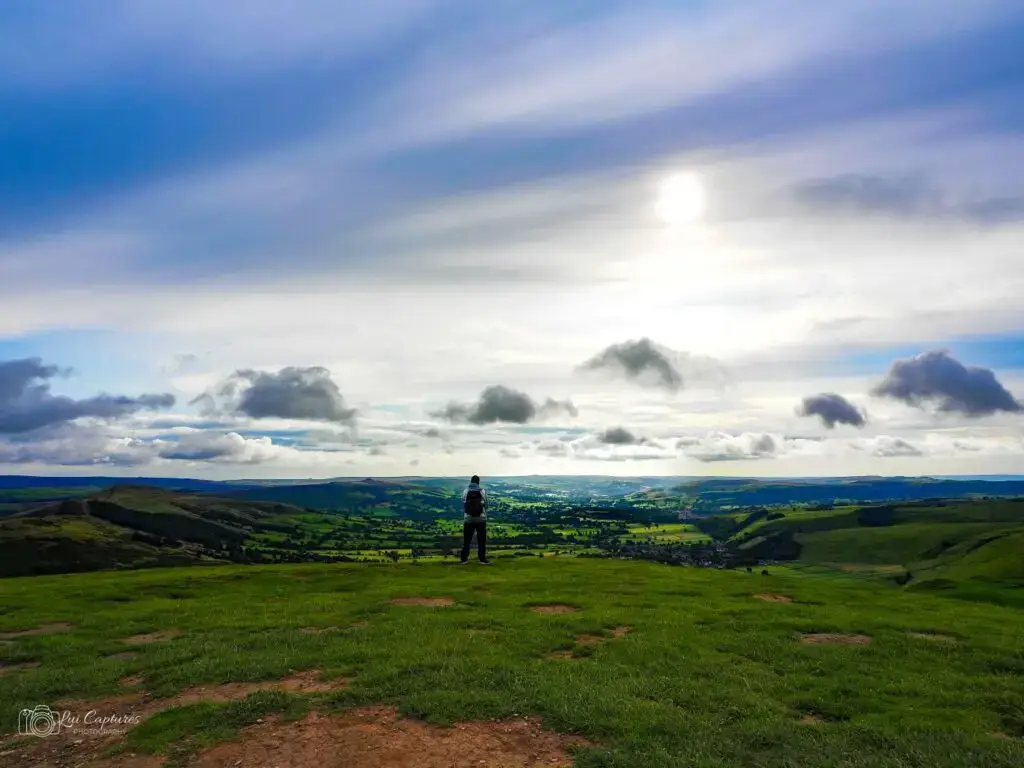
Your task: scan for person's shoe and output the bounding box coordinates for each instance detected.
[479,560,492,565]
[458,560,469,565]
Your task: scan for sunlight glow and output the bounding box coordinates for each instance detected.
[654,172,706,226]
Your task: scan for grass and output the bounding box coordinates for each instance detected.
[1,558,1022,766]
[795,522,1018,566]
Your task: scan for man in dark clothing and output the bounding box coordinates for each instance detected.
[460,475,490,565]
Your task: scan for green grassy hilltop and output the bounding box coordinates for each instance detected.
[1,558,1022,767]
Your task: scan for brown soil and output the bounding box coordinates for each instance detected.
[160,670,350,707]
[0,622,74,639]
[56,670,349,715]
[799,713,825,724]
[0,661,40,676]
[106,652,138,662]
[121,630,181,645]
[299,626,340,635]
[1,670,354,767]
[753,594,793,603]
[545,650,576,660]
[800,633,872,645]
[529,604,579,614]
[390,597,455,607]
[191,706,591,768]
[909,632,957,644]
[574,626,630,646]
[119,675,145,688]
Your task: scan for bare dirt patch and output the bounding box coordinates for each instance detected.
[574,626,630,646]
[529,604,579,615]
[119,674,145,688]
[55,670,349,716]
[3,669,355,767]
[106,651,138,662]
[190,706,591,768]
[0,622,74,639]
[754,594,792,603]
[390,597,455,607]
[799,713,826,724]
[121,630,181,645]
[163,669,350,706]
[0,661,40,676]
[909,632,957,645]
[545,650,576,660]
[800,633,872,646]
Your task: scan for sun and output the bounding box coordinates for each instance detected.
[654,172,706,227]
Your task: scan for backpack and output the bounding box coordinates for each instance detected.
[464,488,484,517]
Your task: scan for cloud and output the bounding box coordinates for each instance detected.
[676,432,781,463]
[433,385,577,425]
[0,424,154,467]
[857,435,922,458]
[871,350,1021,417]
[793,173,1024,225]
[598,427,640,445]
[0,357,175,435]
[797,392,867,428]
[155,430,281,463]
[579,338,683,391]
[196,366,356,424]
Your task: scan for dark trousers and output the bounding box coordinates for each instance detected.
[461,520,487,562]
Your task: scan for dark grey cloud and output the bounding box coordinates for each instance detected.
[871,350,1021,417]
[580,338,682,391]
[195,366,356,424]
[797,393,867,428]
[433,385,577,425]
[793,173,1024,225]
[598,427,639,445]
[0,357,175,434]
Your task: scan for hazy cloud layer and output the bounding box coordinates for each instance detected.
[793,174,1024,225]
[0,357,175,435]
[871,350,1021,417]
[797,392,867,428]
[195,366,356,424]
[580,338,683,391]
[433,385,577,425]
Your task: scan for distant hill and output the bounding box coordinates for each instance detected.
[0,486,307,578]
[718,499,1024,601]
[675,476,1024,510]
[222,479,457,519]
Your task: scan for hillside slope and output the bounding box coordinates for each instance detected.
[0,486,308,577]
[723,500,1024,599]
[223,479,457,519]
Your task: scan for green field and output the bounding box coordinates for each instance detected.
[1,558,1022,767]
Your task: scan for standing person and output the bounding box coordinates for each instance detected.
[460,475,490,565]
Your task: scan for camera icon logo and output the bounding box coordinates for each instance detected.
[18,705,61,737]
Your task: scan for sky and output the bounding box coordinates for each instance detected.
[1,0,1023,479]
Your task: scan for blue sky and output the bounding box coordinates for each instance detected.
[1,1,1023,477]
